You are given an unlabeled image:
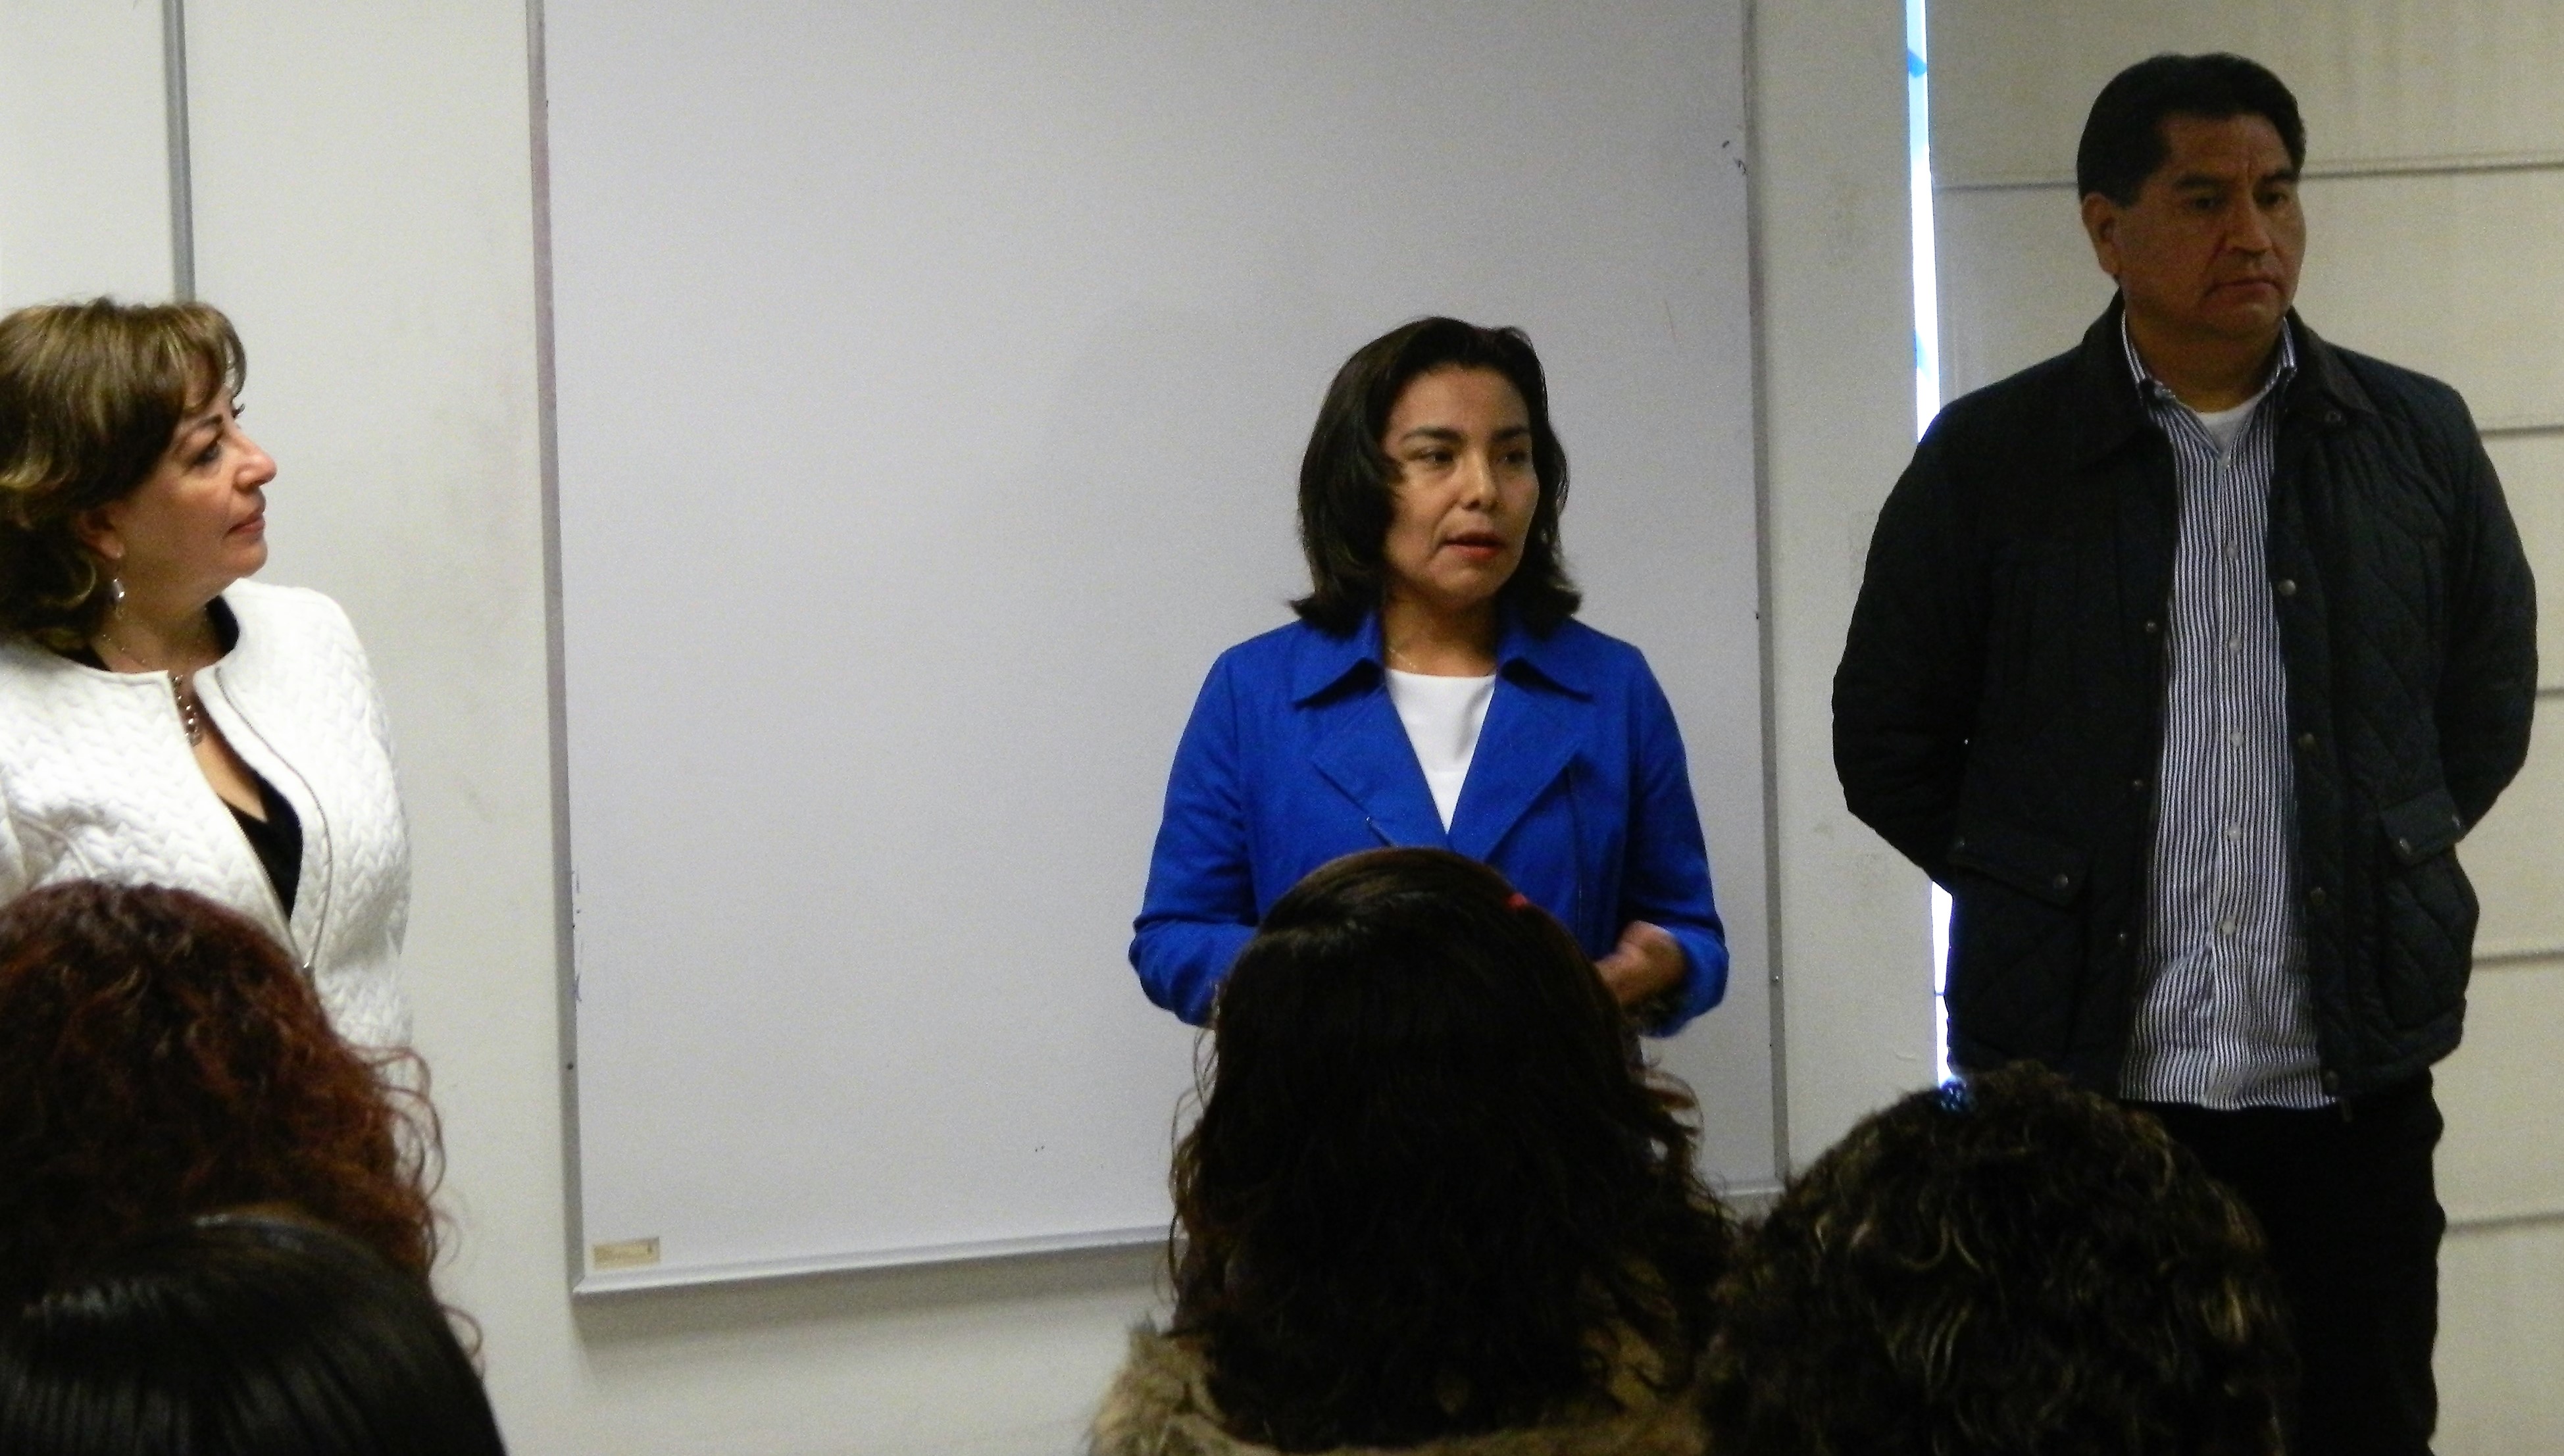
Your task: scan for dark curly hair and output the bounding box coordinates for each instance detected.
[1703,1062,2293,1456]
[0,882,440,1309]
[0,297,247,650]
[1,1215,506,1456]
[1170,848,1732,1449]
[1292,316,1581,636]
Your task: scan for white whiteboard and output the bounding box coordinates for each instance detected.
[545,0,1771,1292]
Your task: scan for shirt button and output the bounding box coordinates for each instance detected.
[2219,917,2238,936]
[2226,730,2244,746]
[2224,824,2241,840]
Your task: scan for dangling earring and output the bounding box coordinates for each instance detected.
[107,575,125,613]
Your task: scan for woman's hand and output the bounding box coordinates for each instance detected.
[1594,920,1686,1008]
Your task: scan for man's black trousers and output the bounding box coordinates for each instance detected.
[2132,1076,2444,1456]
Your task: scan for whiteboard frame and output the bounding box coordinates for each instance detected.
[526,0,1791,1295]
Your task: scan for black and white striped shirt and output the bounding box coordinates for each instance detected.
[2119,320,2330,1110]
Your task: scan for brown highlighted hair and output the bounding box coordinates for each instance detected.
[0,882,438,1309]
[1171,848,1730,1449]
[0,297,247,650]
[1704,1063,2292,1456]
[1292,317,1580,636]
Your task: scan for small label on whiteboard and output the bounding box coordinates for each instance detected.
[591,1236,661,1270]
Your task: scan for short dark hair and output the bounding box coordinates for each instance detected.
[0,298,248,650]
[1292,317,1580,635]
[1703,1063,2293,1456]
[0,882,441,1309]
[2077,53,2307,205]
[0,1215,507,1456]
[1170,848,1731,1449]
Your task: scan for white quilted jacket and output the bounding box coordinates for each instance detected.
[0,580,412,1048]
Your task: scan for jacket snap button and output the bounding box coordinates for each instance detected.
[2051,873,2071,891]
[2276,578,2298,597]
[2296,732,2317,751]
[2143,620,2161,635]
[2322,1071,2341,1093]
[2309,887,2328,907]
[2130,776,2147,793]
[2396,837,2413,855]
[2325,409,2344,425]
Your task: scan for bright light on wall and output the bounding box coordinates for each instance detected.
[1906,0,1954,1084]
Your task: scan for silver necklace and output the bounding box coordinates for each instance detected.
[93,625,210,746]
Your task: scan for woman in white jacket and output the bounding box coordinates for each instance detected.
[0,298,409,1048]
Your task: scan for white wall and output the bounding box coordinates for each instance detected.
[1,1,1927,1449]
[0,0,174,303]
[1928,6,2564,1449]
[1752,3,1942,1158]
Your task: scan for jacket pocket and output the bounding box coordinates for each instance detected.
[1942,816,2091,1055]
[1948,818,2090,907]
[2375,787,2475,1030]
[2380,786,2466,865]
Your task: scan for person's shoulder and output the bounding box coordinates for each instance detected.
[1088,1326,1232,1456]
[2315,336,2475,428]
[224,579,359,640]
[1536,616,1646,676]
[1207,616,1359,690]
[1218,617,1324,663]
[1928,336,2090,443]
[2297,324,2491,482]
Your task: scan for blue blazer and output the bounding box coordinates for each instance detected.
[1131,611,1729,1030]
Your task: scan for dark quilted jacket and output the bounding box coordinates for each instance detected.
[1833,302,2538,1099]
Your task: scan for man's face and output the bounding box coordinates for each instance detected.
[2082,112,2304,353]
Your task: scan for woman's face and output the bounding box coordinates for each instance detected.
[84,389,275,609]
[1378,367,1538,620]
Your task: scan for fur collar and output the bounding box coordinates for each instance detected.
[1088,1327,1706,1456]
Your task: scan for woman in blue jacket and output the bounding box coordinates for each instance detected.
[1132,317,1728,1031]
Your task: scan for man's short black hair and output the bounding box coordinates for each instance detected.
[2076,53,2306,205]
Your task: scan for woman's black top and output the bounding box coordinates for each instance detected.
[230,776,303,917]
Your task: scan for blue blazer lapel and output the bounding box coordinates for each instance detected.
[1449,678,1580,861]
[1306,688,1450,849]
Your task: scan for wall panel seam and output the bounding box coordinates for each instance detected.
[2446,1207,2564,1235]
[1940,153,2564,195]
[2475,944,2564,970]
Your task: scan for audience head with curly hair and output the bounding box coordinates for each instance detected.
[1127,847,1732,1452]
[0,880,439,1308]
[0,1213,505,1456]
[1703,1061,2292,1456]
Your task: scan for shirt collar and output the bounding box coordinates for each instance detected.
[2120,314,2298,414]
[1288,607,1590,703]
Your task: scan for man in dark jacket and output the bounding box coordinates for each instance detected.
[1834,53,2536,1456]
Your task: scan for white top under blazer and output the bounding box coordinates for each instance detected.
[1384,668,1497,830]
[0,580,413,1048]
